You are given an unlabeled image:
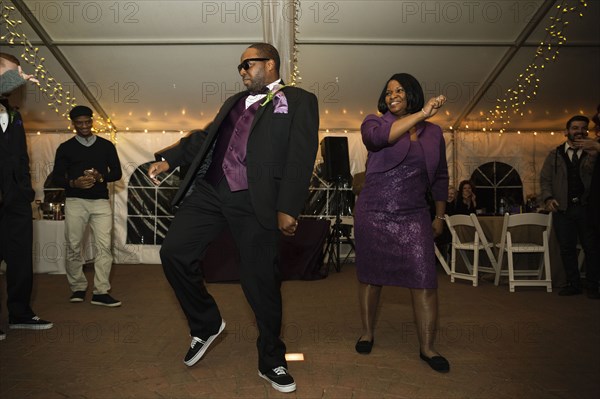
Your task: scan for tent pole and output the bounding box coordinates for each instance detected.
[450,0,556,131]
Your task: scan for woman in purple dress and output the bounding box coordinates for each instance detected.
[353,73,450,372]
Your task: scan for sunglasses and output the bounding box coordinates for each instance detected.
[237,58,270,72]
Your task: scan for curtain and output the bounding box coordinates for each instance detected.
[262,0,296,83]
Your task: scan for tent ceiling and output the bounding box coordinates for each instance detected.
[3,0,599,133]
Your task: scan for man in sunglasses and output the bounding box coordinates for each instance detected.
[148,43,319,393]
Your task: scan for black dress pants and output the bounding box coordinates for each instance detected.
[553,204,599,289]
[160,179,286,372]
[0,200,35,320]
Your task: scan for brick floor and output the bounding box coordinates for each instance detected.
[1,263,599,398]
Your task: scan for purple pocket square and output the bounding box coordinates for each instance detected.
[273,92,288,114]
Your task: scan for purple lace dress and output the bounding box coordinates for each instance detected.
[354,140,437,289]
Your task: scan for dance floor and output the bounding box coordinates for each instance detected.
[1,263,598,399]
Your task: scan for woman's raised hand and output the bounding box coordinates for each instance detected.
[422,95,447,118]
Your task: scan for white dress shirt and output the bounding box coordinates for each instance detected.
[563,142,582,161]
[245,79,282,109]
[0,103,8,133]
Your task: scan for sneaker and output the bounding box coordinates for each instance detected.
[259,366,297,393]
[9,316,54,330]
[91,294,122,307]
[0,329,6,340]
[70,290,86,303]
[184,319,226,366]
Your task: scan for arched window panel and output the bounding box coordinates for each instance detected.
[471,161,524,215]
[126,162,180,245]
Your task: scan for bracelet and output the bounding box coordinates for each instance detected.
[435,215,445,220]
[421,108,428,117]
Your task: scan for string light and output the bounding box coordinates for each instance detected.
[289,0,301,86]
[0,2,116,141]
[486,0,587,130]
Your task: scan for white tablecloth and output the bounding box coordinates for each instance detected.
[32,220,95,274]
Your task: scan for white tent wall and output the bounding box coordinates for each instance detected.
[28,131,75,197]
[110,132,185,264]
[452,131,565,198]
[318,130,565,200]
[318,131,367,176]
[26,129,567,265]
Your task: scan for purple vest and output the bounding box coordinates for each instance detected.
[204,96,260,191]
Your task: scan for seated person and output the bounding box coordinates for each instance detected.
[446,185,457,216]
[454,180,477,215]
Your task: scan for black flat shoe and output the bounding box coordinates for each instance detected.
[420,352,450,373]
[355,338,374,354]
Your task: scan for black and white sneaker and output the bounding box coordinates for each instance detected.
[184,320,226,366]
[91,294,121,307]
[70,290,86,303]
[9,316,54,330]
[0,329,6,340]
[259,366,296,393]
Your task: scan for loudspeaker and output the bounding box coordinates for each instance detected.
[321,136,351,182]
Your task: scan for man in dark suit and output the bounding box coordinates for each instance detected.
[0,53,53,341]
[147,43,319,393]
[540,115,599,298]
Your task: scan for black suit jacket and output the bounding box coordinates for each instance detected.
[158,86,319,228]
[0,101,34,207]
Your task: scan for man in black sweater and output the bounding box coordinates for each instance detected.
[52,106,123,306]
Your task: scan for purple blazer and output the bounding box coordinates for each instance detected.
[361,111,449,202]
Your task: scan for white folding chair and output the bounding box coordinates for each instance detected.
[496,213,553,293]
[434,243,451,275]
[445,213,499,287]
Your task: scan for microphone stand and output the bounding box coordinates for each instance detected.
[323,175,356,272]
